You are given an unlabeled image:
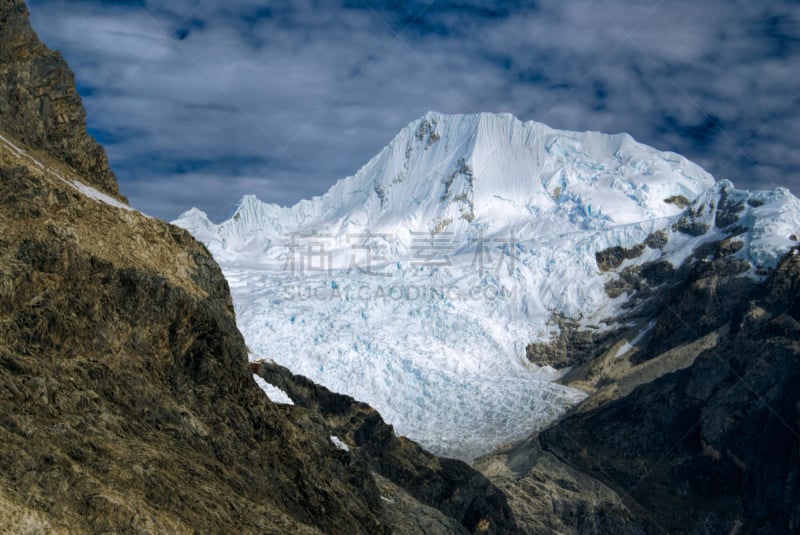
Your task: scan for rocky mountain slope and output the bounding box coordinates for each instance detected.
[477,217,800,533]
[0,2,518,533]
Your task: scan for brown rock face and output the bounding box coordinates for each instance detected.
[0,137,387,534]
[255,361,522,535]
[0,0,121,199]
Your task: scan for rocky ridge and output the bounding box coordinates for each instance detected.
[254,361,522,534]
[0,0,120,199]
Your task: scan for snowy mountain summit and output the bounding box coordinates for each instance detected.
[176,112,800,460]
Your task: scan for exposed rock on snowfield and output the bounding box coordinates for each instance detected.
[479,230,800,534]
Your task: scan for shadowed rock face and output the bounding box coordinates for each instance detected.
[0,0,121,199]
[488,246,800,534]
[255,361,522,535]
[0,136,387,534]
[0,2,519,532]
[540,251,800,532]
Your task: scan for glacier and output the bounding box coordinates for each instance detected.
[175,112,800,461]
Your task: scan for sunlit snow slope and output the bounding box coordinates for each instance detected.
[175,112,800,460]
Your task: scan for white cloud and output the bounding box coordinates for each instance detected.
[25,0,800,220]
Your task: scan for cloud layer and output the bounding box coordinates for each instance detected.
[26,0,800,221]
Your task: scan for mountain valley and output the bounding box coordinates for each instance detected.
[2,0,799,532]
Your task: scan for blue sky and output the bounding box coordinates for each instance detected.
[26,0,800,221]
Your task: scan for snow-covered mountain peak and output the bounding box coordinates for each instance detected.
[177,112,716,250]
[355,111,715,232]
[174,112,800,460]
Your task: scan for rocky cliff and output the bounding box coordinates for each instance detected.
[538,249,800,533]
[480,232,800,533]
[0,155,380,533]
[0,0,121,199]
[0,3,518,533]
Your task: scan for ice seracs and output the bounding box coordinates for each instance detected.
[175,112,800,460]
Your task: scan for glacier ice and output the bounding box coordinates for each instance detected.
[175,112,800,461]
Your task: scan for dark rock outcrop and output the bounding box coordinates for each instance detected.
[502,248,800,533]
[539,251,800,532]
[595,244,645,272]
[629,240,753,364]
[714,186,746,228]
[664,194,691,208]
[643,230,668,249]
[0,0,121,199]
[255,362,522,535]
[525,316,618,369]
